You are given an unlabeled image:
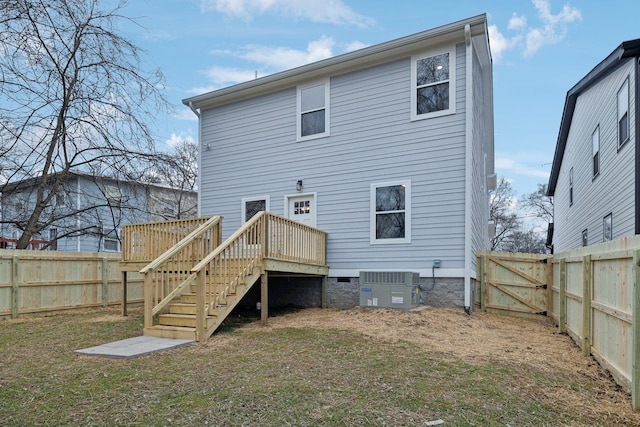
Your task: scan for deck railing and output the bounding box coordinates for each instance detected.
[190,212,327,340]
[139,216,222,329]
[122,217,214,264]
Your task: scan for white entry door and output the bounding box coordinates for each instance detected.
[287,194,316,228]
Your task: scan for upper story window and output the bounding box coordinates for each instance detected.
[370,180,411,244]
[592,125,600,178]
[569,167,574,206]
[411,47,456,121]
[618,78,630,148]
[297,79,329,141]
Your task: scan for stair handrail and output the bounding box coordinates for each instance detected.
[141,215,222,332]
[140,215,222,274]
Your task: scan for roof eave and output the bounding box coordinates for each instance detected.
[183,14,489,110]
[547,39,640,196]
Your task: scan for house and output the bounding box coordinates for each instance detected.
[547,39,640,253]
[183,14,494,312]
[0,172,197,252]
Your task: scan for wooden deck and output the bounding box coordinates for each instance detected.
[121,212,328,341]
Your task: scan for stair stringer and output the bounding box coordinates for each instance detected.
[201,267,262,340]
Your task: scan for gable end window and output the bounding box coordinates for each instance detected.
[370,180,411,244]
[297,79,329,141]
[618,78,630,148]
[592,126,600,178]
[411,47,456,121]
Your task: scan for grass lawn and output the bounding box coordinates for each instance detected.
[0,305,637,426]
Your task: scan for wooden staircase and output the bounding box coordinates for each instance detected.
[143,267,261,340]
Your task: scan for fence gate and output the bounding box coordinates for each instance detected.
[477,251,551,320]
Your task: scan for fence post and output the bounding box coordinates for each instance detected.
[559,258,566,333]
[102,257,109,307]
[479,253,486,311]
[546,256,554,318]
[632,250,640,410]
[582,255,592,357]
[11,256,19,319]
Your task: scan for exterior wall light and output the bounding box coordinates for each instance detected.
[296,180,303,191]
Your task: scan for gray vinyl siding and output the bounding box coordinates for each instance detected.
[553,59,636,252]
[470,48,490,270]
[200,42,471,272]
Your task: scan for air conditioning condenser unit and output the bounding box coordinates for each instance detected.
[359,271,420,310]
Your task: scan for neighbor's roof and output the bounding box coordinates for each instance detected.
[547,39,640,196]
[183,14,490,111]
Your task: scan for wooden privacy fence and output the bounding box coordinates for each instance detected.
[0,250,142,319]
[549,236,640,410]
[479,235,640,410]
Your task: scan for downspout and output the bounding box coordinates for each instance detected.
[635,58,640,234]
[188,101,203,217]
[463,24,473,314]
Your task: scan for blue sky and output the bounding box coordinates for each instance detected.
[118,0,640,199]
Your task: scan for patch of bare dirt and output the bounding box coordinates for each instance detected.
[244,306,638,423]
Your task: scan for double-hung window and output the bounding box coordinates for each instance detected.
[592,125,600,178]
[297,79,329,141]
[412,47,455,120]
[370,180,411,244]
[618,78,630,148]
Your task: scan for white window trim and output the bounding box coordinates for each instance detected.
[296,78,330,142]
[411,46,456,121]
[617,77,630,149]
[102,227,121,252]
[241,195,270,223]
[370,179,411,245]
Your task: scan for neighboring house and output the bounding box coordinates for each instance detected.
[0,172,197,252]
[547,39,640,253]
[183,14,494,311]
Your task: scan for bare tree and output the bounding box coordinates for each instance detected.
[0,0,168,248]
[521,183,554,233]
[490,177,521,250]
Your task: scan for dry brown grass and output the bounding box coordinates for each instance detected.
[243,306,638,424]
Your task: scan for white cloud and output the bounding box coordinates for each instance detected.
[488,0,581,61]
[165,132,195,148]
[524,0,582,56]
[488,25,519,62]
[192,35,372,94]
[508,13,527,31]
[345,40,369,53]
[201,66,259,88]
[200,0,375,28]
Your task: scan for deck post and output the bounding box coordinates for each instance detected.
[261,271,268,324]
[143,271,153,331]
[121,271,128,316]
[196,270,206,342]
